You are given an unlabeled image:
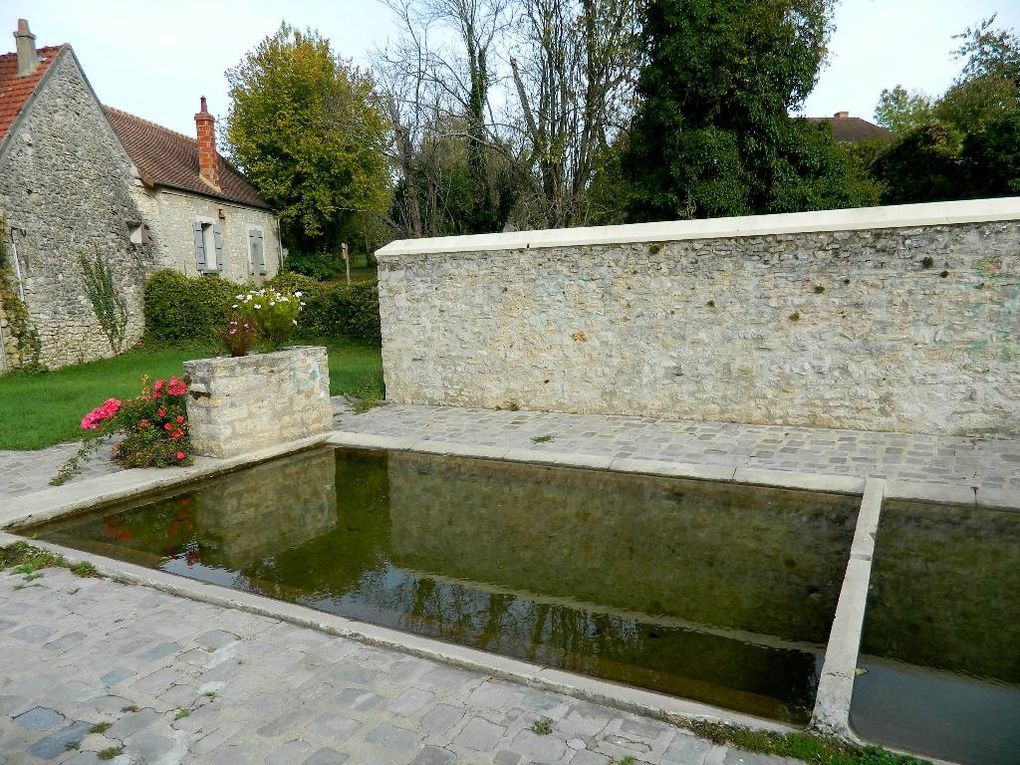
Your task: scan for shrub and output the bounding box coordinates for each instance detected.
[233,287,305,349]
[319,283,381,341]
[215,311,258,357]
[53,375,192,485]
[144,270,235,343]
[145,270,380,345]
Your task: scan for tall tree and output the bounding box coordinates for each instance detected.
[618,0,878,221]
[509,0,641,228]
[874,85,936,135]
[378,0,519,236]
[225,24,392,254]
[871,15,1020,204]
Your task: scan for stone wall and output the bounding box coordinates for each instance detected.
[377,201,1020,436]
[0,49,150,369]
[184,346,332,458]
[133,187,280,284]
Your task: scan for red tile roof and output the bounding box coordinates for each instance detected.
[802,115,894,143]
[0,44,66,145]
[104,106,271,210]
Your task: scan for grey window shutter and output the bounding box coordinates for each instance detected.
[212,224,224,271]
[193,222,206,270]
[255,231,266,275]
[248,231,256,274]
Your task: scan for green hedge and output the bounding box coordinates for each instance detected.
[144,269,381,343]
[143,270,235,343]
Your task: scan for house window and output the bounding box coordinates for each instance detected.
[192,221,222,273]
[248,229,267,276]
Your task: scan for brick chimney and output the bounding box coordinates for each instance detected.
[833,111,849,120]
[14,19,37,77]
[194,96,220,191]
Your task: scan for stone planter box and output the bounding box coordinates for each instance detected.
[184,346,332,459]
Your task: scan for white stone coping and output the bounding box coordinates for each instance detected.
[811,477,885,740]
[375,197,1020,256]
[0,434,331,531]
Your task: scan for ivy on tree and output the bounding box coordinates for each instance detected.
[620,0,878,221]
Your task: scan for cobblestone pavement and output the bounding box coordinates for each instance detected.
[334,403,1020,491]
[0,445,117,501]
[3,399,1016,502]
[0,567,795,765]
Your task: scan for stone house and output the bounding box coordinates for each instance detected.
[0,19,280,372]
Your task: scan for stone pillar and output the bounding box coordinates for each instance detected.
[184,346,332,458]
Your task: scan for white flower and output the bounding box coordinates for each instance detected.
[294,291,303,298]
[232,304,239,309]
[292,319,298,326]
[235,294,243,300]
[269,301,276,306]
[254,304,261,309]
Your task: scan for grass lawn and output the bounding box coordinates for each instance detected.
[0,339,383,451]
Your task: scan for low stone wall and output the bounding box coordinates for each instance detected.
[184,346,332,458]
[377,199,1020,436]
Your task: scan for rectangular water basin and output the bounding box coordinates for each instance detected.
[24,447,861,725]
[852,499,1020,765]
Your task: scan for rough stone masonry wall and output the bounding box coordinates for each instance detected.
[378,220,1020,436]
[0,50,150,369]
[132,187,281,284]
[184,346,332,458]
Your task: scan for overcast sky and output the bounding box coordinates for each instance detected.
[5,0,1020,137]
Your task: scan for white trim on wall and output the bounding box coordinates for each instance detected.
[376,197,1020,257]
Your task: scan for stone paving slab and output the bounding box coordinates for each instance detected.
[0,444,118,501]
[332,403,1020,493]
[0,567,798,765]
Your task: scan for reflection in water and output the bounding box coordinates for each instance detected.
[854,500,1020,765]
[29,448,859,724]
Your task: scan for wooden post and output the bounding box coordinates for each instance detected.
[342,242,350,285]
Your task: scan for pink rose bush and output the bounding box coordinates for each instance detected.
[80,398,122,430]
[53,375,194,485]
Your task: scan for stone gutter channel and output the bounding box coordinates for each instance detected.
[2,430,1011,763]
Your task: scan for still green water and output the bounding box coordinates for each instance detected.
[853,499,1020,765]
[28,447,860,724]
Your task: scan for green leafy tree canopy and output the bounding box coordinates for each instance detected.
[621,0,876,221]
[225,23,392,254]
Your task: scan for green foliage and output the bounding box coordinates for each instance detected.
[225,23,392,253]
[52,374,192,485]
[234,287,303,350]
[530,718,553,735]
[682,719,930,765]
[144,270,236,343]
[78,248,128,353]
[266,274,380,342]
[871,124,962,205]
[0,342,213,450]
[872,16,1020,204]
[0,542,100,579]
[392,117,524,237]
[874,85,936,135]
[282,250,348,281]
[145,270,380,347]
[0,216,42,371]
[621,0,874,220]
